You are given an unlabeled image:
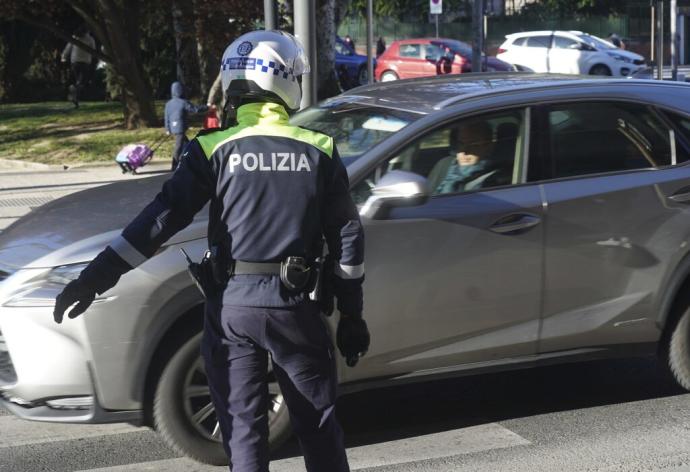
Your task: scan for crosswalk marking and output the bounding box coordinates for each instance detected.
[273,423,531,471]
[73,423,530,472]
[0,415,144,448]
[75,458,222,472]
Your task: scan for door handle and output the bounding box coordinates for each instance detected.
[489,213,541,234]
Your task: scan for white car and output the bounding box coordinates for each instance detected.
[497,30,646,77]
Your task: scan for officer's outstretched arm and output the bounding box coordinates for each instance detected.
[322,148,369,366]
[54,139,214,323]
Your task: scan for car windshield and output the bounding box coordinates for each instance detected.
[431,39,473,57]
[576,33,617,50]
[290,101,418,164]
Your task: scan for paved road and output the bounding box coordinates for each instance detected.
[2,358,690,471]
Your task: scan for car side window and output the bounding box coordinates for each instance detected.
[350,109,525,205]
[335,42,351,56]
[526,36,551,48]
[660,111,690,162]
[425,44,443,61]
[544,102,688,179]
[553,36,578,49]
[512,37,527,47]
[400,44,421,58]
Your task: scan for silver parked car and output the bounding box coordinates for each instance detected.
[3,73,690,464]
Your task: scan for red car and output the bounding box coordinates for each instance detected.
[375,38,514,82]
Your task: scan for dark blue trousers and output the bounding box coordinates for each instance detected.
[171,133,188,170]
[202,295,350,472]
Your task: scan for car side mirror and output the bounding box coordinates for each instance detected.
[425,55,438,61]
[359,170,430,220]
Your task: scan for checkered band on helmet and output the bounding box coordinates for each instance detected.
[220,30,309,111]
[220,57,296,82]
[257,59,296,81]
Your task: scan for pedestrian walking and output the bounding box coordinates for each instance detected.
[607,33,626,50]
[207,72,229,126]
[61,26,95,108]
[53,29,369,472]
[344,34,356,51]
[376,36,387,57]
[164,81,207,170]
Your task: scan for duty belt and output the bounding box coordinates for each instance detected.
[230,261,281,275]
[231,257,313,293]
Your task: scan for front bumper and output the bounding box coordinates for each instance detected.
[0,305,142,424]
[0,305,93,401]
[1,388,141,424]
[618,63,646,77]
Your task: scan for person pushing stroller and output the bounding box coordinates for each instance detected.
[164,81,207,170]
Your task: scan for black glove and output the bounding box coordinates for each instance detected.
[53,279,96,324]
[53,247,131,324]
[336,314,370,367]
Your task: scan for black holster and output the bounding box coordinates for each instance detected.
[187,247,227,298]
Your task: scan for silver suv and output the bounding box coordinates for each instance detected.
[3,74,690,465]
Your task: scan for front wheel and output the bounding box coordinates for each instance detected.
[589,64,612,76]
[153,333,292,465]
[357,65,368,86]
[666,307,690,391]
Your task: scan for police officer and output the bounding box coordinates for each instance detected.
[53,30,369,472]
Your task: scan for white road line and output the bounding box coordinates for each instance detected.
[75,458,223,472]
[0,415,144,448]
[273,423,531,471]
[74,423,530,472]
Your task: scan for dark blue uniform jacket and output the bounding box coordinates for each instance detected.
[98,102,364,315]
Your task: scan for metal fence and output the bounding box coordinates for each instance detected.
[338,3,653,55]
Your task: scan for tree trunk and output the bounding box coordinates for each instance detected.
[196,41,209,99]
[97,0,157,128]
[315,0,342,100]
[172,0,200,97]
[0,22,37,101]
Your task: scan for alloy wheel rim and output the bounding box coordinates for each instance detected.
[182,357,284,442]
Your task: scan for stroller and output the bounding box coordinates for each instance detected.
[115,134,170,174]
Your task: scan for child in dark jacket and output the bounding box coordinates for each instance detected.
[164,81,207,170]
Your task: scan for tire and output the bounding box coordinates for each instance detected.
[153,333,292,465]
[666,307,690,391]
[357,65,368,86]
[589,64,612,76]
[380,71,399,82]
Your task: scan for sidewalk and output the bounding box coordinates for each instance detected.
[0,160,171,231]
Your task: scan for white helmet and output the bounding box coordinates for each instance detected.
[220,30,310,112]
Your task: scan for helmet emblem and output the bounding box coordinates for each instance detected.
[237,41,253,56]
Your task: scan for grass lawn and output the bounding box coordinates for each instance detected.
[0,101,205,165]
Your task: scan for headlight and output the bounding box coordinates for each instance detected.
[2,263,89,307]
[609,53,631,63]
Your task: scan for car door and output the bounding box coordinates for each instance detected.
[397,42,425,79]
[534,101,690,352]
[344,108,544,382]
[523,34,552,72]
[548,35,582,74]
[335,39,355,71]
[423,43,444,76]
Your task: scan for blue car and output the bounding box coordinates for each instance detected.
[335,37,372,89]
